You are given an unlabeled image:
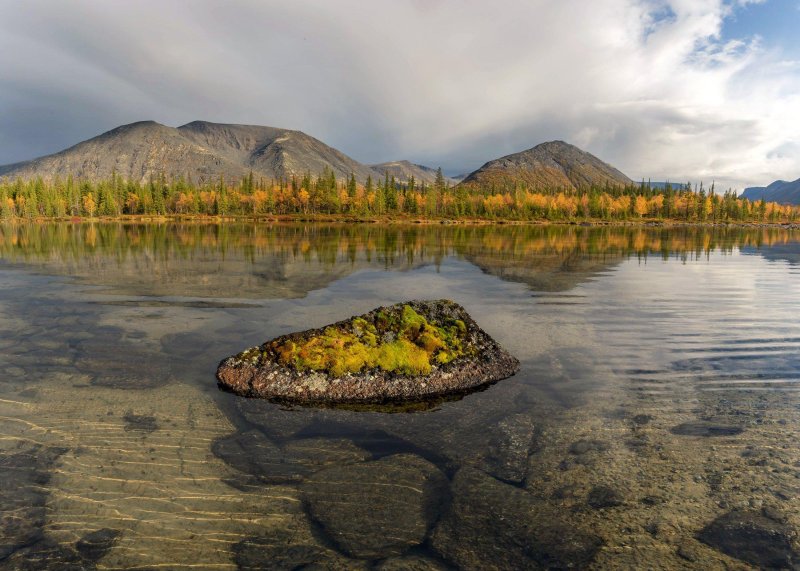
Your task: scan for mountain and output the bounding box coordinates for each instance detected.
[460,140,633,190]
[0,120,379,184]
[647,181,686,190]
[178,121,378,183]
[0,126,635,191]
[740,178,800,205]
[370,160,456,185]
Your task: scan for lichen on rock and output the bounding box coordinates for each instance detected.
[216,299,519,405]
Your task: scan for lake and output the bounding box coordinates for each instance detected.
[1,222,798,570]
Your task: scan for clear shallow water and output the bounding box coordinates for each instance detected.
[0,222,798,569]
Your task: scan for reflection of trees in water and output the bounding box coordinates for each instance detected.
[1,223,797,265]
[1,223,798,297]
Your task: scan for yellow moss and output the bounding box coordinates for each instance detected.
[351,317,372,334]
[274,340,297,364]
[361,330,378,347]
[374,339,432,376]
[400,305,426,339]
[436,350,457,365]
[352,317,378,347]
[269,304,470,377]
[417,329,446,353]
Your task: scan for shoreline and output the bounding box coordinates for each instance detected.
[1,213,799,229]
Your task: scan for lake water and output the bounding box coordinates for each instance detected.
[0,222,798,570]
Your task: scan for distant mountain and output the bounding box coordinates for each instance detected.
[740,178,800,205]
[370,160,456,185]
[646,181,687,190]
[460,140,633,190]
[0,120,380,184]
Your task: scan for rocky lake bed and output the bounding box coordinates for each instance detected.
[0,223,798,569]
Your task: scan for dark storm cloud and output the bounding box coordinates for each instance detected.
[0,0,798,188]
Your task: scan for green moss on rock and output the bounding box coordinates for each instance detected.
[263,304,472,377]
[217,299,520,404]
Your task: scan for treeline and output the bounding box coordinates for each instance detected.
[1,169,798,223]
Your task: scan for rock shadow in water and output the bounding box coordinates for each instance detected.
[0,444,120,569]
[123,412,159,432]
[670,421,744,437]
[0,444,67,561]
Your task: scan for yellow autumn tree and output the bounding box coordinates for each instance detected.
[82,193,96,217]
[634,195,648,217]
[298,189,310,213]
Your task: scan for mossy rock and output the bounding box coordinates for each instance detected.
[216,299,519,404]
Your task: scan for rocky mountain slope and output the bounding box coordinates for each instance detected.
[460,140,632,190]
[1,124,634,192]
[0,120,379,184]
[740,178,800,205]
[370,160,456,185]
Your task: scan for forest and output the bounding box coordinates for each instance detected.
[1,168,798,223]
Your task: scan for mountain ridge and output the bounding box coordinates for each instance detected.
[461,140,633,190]
[0,122,633,191]
[0,120,381,185]
[370,160,457,185]
[740,179,800,205]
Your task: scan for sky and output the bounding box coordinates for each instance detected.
[1,0,799,189]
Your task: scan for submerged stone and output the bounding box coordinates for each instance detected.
[374,555,451,570]
[75,528,121,562]
[212,429,370,486]
[431,467,603,570]
[568,439,610,455]
[301,454,448,559]
[232,512,371,571]
[481,413,536,483]
[0,444,67,561]
[587,485,624,509]
[2,537,86,570]
[217,300,519,404]
[697,510,797,569]
[233,531,327,571]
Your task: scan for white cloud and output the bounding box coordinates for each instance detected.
[0,0,798,189]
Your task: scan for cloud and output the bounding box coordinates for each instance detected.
[0,0,798,189]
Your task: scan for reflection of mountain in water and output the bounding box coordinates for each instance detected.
[464,248,622,292]
[0,224,439,299]
[740,243,800,266]
[0,223,798,298]
[462,225,799,291]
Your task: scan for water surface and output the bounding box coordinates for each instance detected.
[1,223,798,569]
